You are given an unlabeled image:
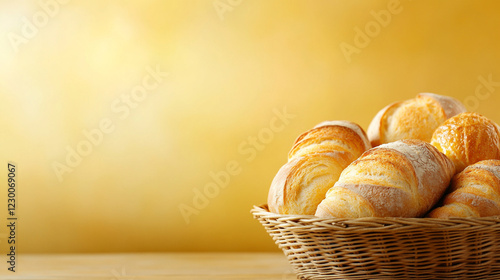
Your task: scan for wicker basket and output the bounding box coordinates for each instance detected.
[252,204,500,280]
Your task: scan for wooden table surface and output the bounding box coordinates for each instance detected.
[3,253,297,280]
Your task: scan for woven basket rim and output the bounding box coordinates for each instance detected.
[252,204,500,230]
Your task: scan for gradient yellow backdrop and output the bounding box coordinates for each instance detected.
[1,0,500,253]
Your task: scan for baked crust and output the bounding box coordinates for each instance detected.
[315,139,454,218]
[367,93,466,147]
[288,120,370,162]
[268,120,372,215]
[427,160,500,218]
[268,151,351,215]
[430,112,500,173]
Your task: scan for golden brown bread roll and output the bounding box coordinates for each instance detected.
[427,160,500,218]
[315,139,455,218]
[430,112,500,174]
[268,121,371,215]
[268,151,351,215]
[288,120,371,162]
[367,93,466,147]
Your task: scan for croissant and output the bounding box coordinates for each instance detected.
[427,160,500,218]
[268,151,352,215]
[430,112,500,174]
[367,93,466,147]
[288,120,371,162]
[315,139,455,218]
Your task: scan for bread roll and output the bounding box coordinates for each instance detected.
[430,112,500,174]
[268,151,351,215]
[367,93,466,147]
[315,139,455,218]
[288,120,371,162]
[427,160,500,218]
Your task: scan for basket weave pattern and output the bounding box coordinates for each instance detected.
[252,205,500,279]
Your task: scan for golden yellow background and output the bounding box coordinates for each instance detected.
[1,0,500,253]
